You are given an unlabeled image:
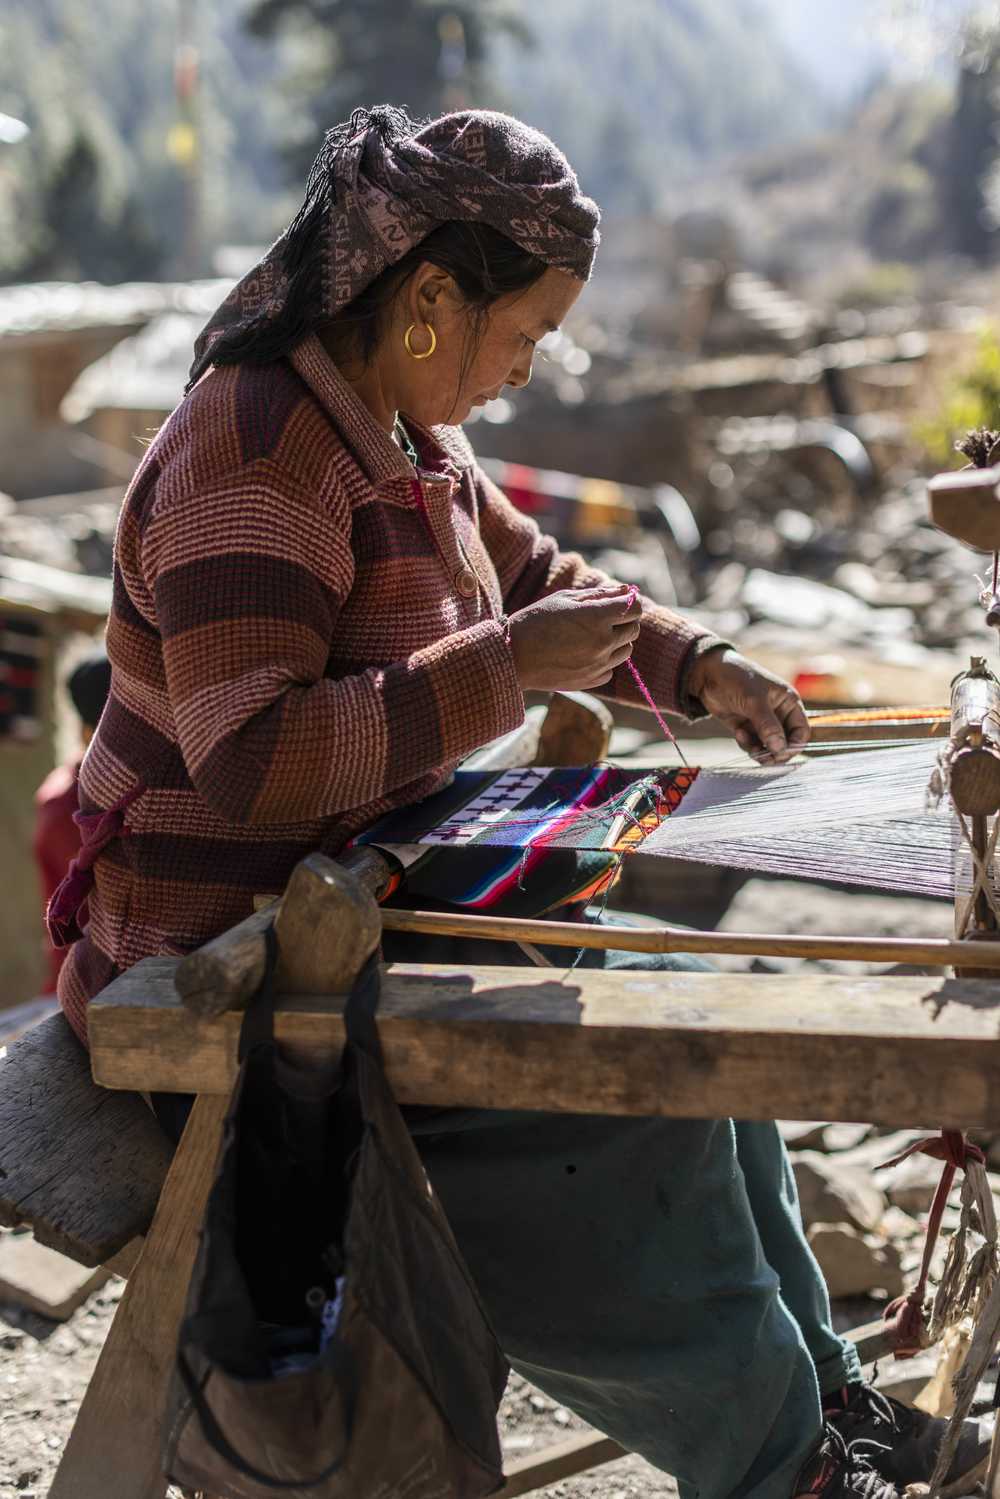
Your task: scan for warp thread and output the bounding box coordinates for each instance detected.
[509,774,673,892]
[409,744,959,900]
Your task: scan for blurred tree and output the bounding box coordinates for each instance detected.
[243,0,529,172]
[0,0,289,285]
[490,0,830,216]
[28,131,161,282]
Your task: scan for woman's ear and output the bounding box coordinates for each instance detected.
[410,264,457,324]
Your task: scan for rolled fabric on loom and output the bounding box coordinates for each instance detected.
[350,741,962,901]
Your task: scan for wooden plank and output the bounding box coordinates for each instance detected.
[177,852,383,1017]
[501,1432,625,1496]
[172,900,277,1016]
[806,710,948,745]
[89,958,1000,1128]
[0,1011,173,1266]
[49,1092,228,1499]
[0,1230,108,1320]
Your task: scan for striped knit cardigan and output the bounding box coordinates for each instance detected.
[57,333,717,1044]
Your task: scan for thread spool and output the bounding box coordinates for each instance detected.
[949,660,1000,817]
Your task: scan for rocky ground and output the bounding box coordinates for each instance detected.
[2,875,993,1499]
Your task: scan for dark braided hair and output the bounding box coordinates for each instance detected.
[187,106,416,384]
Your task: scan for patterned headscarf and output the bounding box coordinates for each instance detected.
[187,105,600,389]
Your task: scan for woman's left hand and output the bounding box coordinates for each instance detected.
[686,648,810,765]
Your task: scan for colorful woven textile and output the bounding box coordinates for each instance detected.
[353,765,698,915]
[355,744,963,907]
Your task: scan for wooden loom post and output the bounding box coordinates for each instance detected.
[924,470,1000,1496]
[927,465,1000,956]
[949,659,1000,973]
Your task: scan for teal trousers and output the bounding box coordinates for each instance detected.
[391,922,862,1499]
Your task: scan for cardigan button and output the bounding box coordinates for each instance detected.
[455,566,478,598]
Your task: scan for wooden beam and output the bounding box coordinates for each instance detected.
[928,466,1000,552]
[0,1012,173,1266]
[534,691,612,767]
[501,1432,625,1497]
[379,906,1000,971]
[806,710,948,745]
[49,1093,228,1499]
[89,957,1000,1128]
[273,854,381,995]
[175,852,384,1017]
[178,894,1000,1024]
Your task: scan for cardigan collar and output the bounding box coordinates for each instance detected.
[289,333,463,492]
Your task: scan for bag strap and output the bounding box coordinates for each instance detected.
[176,1337,356,1491]
[238,924,281,1063]
[342,953,383,1062]
[238,931,381,1065]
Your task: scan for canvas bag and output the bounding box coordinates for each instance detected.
[163,932,509,1499]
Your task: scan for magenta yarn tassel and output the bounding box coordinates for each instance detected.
[46,784,145,947]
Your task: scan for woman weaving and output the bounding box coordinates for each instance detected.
[52,107,984,1499]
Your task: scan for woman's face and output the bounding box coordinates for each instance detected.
[393,264,584,428]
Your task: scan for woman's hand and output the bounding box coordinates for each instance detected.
[687,648,810,765]
[507,584,642,691]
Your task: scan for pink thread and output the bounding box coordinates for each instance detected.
[407,482,684,765]
[623,587,687,765]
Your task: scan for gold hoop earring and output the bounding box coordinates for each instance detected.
[404,322,436,360]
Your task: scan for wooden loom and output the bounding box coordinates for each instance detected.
[7,476,1000,1497]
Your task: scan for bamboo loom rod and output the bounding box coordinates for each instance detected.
[380,907,1000,970]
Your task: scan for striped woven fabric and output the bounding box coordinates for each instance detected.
[58,333,716,1044]
[355,765,698,917]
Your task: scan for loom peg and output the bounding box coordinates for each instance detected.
[950,660,1000,964]
[928,466,1000,551]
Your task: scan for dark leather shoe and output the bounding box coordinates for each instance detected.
[827,1382,989,1489]
[793,1421,900,1498]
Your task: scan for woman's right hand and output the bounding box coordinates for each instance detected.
[507,584,642,691]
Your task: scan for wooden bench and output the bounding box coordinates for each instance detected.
[8,909,913,1499]
[4,688,992,1497]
